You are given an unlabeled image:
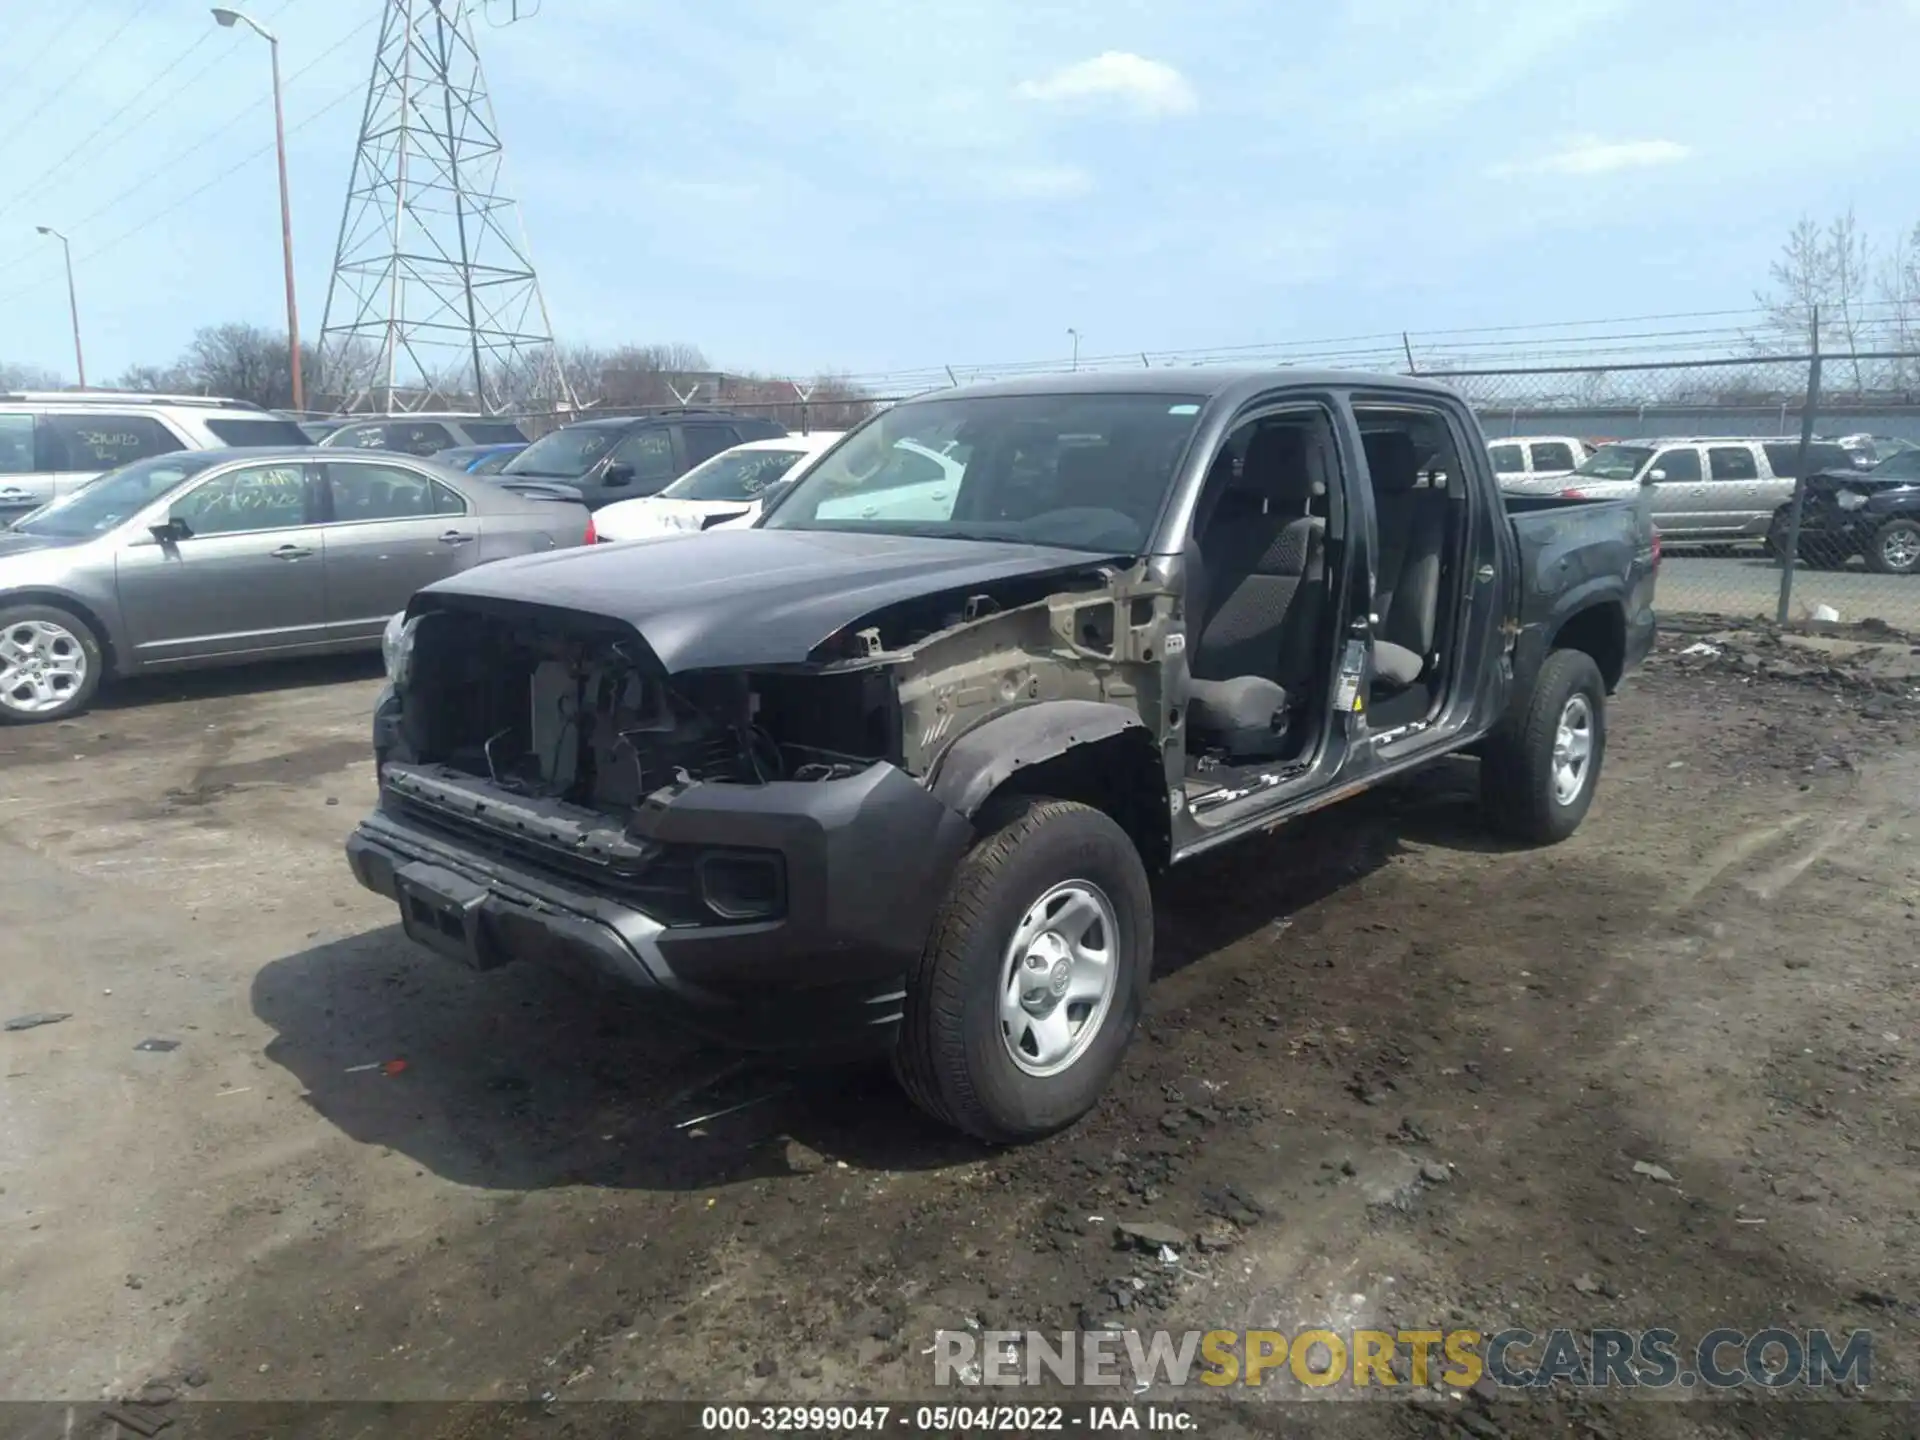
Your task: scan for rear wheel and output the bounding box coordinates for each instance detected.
[0,604,102,724]
[893,796,1153,1143]
[1480,649,1606,845]
[1866,518,1920,575]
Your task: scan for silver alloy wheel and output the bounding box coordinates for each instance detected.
[1551,694,1594,806]
[1882,526,1920,572]
[0,619,88,716]
[999,880,1120,1078]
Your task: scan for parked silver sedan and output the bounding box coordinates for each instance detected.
[0,447,591,722]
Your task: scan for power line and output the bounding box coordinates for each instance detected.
[0,0,102,104]
[0,14,375,276]
[0,0,302,232]
[0,0,162,154]
[0,81,367,315]
[0,30,220,229]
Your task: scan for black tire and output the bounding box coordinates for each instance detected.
[0,603,104,725]
[1480,649,1607,845]
[1865,517,1920,576]
[893,795,1153,1144]
[1764,508,1791,562]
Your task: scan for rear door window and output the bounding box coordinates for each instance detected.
[1708,446,1759,480]
[36,413,185,471]
[1529,441,1575,471]
[325,462,467,520]
[1489,443,1524,474]
[678,424,740,468]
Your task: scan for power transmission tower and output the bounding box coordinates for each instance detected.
[316,0,567,414]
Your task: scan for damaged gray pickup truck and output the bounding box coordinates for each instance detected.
[346,369,1657,1142]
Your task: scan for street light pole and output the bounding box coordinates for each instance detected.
[35,226,85,388]
[1068,327,1080,371]
[212,7,303,411]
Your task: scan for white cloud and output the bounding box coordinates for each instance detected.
[1015,51,1197,117]
[1489,137,1692,178]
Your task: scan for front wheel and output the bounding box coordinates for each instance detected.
[1866,518,1920,575]
[893,796,1153,1143]
[0,604,103,724]
[1480,649,1607,845]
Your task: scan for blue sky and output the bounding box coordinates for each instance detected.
[2,0,1917,386]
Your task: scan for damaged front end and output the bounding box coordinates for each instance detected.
[349,559,1178,1050]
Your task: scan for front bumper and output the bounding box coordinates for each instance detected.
[345,760,975,1056]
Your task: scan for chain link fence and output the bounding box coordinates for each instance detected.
[1433,352,1920,629]
[504,349,1920,630]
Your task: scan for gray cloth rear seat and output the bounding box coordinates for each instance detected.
[1187,426,1327,758]
[1362,431,1448,690]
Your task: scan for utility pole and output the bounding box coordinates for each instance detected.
[35,226,84,387]
[212,8,304,410]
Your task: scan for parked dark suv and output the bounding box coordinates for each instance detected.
[506,408,791,510]
[500,409,787,509]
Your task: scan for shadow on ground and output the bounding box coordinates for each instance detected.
[251,761,1515,1197]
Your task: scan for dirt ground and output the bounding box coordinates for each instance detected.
[3,626,1919,1438]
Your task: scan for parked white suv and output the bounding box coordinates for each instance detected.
[1488,435,1592,493]
[0,391,310,522]
[1560,436,1855,543]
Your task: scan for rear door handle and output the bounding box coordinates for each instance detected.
[0,487,32,500]
[438,530,475,546]
[271,543,315,560]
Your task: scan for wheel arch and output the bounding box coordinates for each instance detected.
[925,700,1172,871]
[0,588,120,676]
[1546,596,1626,692]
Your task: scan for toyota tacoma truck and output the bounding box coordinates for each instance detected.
[346,369,1657,1142]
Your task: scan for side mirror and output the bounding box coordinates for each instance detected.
[757,477,795,511]
[1645,469,1666,483]
[603,461,635,486]
[149,517,192,543]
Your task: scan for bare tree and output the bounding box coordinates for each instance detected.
[1826,209,1872,394]
[1756,216,1832,348]
[112,362,194,393]
[1755,211,1874,392]
[1877,222,1920,384]
[0,359,64,390]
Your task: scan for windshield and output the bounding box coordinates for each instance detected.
[762,392,1205,552]
[502,425,616,477]
[12,453,219,538]
[1572,444,1653,481]
[663,447,808,502]
[1870,449,1920,479]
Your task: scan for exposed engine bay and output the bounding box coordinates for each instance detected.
[392,560,1178,821]
[398,607,896,814]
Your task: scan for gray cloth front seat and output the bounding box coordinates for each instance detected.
[1363,431,1448,690]
[1186,426,1326,758]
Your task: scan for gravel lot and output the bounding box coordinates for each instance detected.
[3,630,1918,1437]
